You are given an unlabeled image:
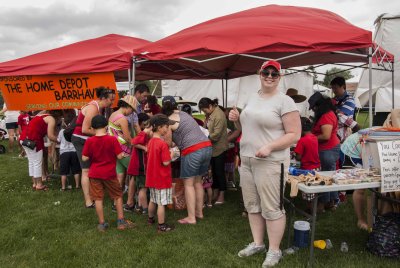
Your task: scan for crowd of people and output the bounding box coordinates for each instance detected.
[2,59,367,267]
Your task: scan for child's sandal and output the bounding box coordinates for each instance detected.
[157,223,174,233]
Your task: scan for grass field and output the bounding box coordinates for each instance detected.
[0,146,398,268]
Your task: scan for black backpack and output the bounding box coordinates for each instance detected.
[366,212,400,258]
[63,116,78,142]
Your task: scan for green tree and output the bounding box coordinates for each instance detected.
[322,67,354,87]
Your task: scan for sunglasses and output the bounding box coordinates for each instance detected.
[261,70,280,79]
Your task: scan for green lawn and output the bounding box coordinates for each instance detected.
[355,111,370,129]
[0,147,398,267]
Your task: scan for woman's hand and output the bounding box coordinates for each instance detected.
[228,107,240,122]
[255,144,272,158]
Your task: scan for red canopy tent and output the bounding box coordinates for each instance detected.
[0,34,150,81]
[133,5,393,80]
[132,5,394,127]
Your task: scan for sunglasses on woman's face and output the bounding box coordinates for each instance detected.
[261,70,280,79]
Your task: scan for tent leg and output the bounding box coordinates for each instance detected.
[368,47,373,128]
[128,68,131,93]
[131,58,136,95]
[392,63,395,109]
[221,80,225,107]
[225,79,228,108]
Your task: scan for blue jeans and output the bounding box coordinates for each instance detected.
[319,145,340,203]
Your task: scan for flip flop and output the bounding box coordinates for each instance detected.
[178,219,196,225]
[35,185,49,191]
[357,222,368,231]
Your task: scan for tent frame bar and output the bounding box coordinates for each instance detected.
[133,45,394,117]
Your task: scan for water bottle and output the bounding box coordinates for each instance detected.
[288,167,315,176]
[325,239,333,249]
[340,242,348,252]
[283,246,299,255]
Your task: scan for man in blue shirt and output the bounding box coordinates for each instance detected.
[330,76,359,142]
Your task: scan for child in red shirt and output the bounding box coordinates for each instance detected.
[17,111,30,157]
[294,117,320,170]
[294,117,321,211]
[146,114,175,232]
[82,115,135,232]
[125,113,151,213]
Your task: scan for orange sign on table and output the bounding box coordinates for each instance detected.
[0,72,117,110]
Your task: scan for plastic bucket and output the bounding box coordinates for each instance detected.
[294,221,310,248]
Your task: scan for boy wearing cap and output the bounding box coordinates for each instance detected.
[82,115,135,232]
[146,114,175,232]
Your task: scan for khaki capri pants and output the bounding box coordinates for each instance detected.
[239,156,288,220]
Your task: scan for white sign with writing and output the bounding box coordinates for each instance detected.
[377,140,400,193]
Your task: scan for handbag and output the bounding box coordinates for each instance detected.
[22,139,36,150]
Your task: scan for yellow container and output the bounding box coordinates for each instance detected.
[313,240,326,249]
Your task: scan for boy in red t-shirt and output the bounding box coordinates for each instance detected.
[126,113,151,213]
[82,115,135,232]
[146,114,175,232]
[294,117,320,170]
[294,117,321,211]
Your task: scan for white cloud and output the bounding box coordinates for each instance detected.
[0,0,399,64]
[0,0,187,61]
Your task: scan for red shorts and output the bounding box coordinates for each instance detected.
[89,178,122,200]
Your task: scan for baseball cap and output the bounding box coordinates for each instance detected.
[261,60,281,72]
[308,91,324,110]
[162,95,177,106]
[91,115,108,129]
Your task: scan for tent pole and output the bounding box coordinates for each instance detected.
[128,68,131,93]
[225,79,228,108]
[392,62,395,109]
[221,79,225,107]
[131,58,136,95]
[368,47,373,128]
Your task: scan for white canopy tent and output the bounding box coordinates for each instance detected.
[162,71,314,116]
[355,14,399,112]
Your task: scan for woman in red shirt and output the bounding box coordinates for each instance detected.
[21,110,62,191]
[309,93,340,210]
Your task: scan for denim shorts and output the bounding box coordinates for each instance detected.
[180,146,212,178]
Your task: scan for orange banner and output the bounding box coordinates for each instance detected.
[0,72,118,110]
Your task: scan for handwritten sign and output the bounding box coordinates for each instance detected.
[377,140,400,193]
[0,72,117,110]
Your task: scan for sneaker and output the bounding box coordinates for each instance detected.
[123,204,135,212]
[238,242,266,257]
[97,222,109,232]
[262,250,282,267]
[157,223,174,233]
[117,219,136,230]
[111,204,117,212]
[142,208,148,215]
